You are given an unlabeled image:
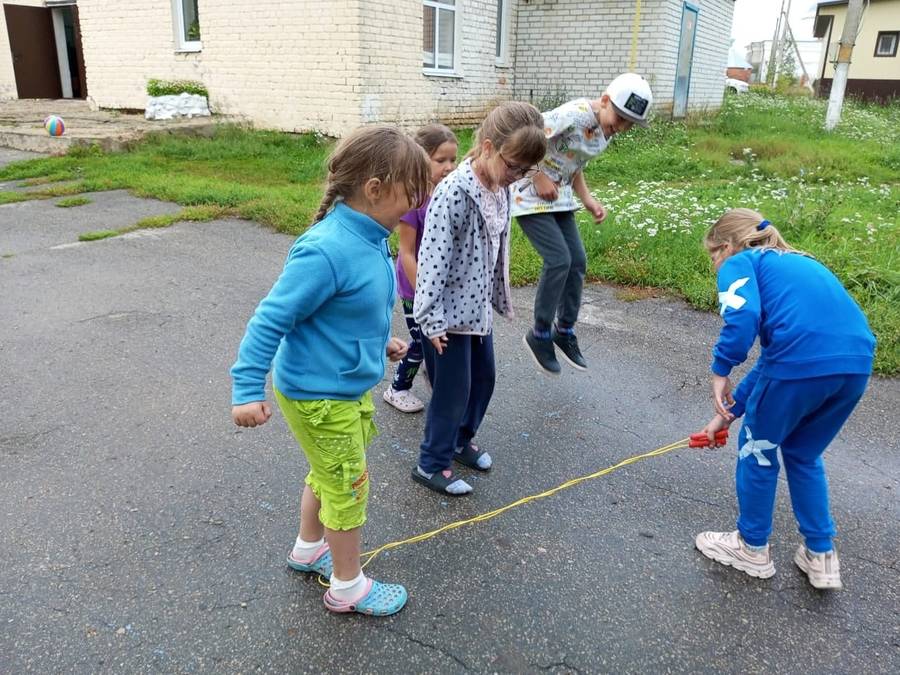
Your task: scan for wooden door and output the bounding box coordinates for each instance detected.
[4,4,63,98]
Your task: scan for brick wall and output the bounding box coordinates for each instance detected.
[67,1,365,136]
[2,1,517,134]
[357,0,517,129]
[1,1,734,132]
[727,67,751,82]
[513,0,734,116]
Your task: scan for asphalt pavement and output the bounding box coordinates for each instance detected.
[1,171,898,673]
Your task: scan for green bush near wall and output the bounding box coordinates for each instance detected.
[147,79,208,98]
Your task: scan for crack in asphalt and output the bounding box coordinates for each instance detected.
[537,655,584,674]
[631,476,728,510]
[382,626,470,671]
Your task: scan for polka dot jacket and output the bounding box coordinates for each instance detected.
[413,157,514,339]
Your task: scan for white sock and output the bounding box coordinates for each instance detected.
[416,466,473,495]
[329,571,367,601]
[744,542,767,553]
[455,446,493,469]
[291,536,324,562]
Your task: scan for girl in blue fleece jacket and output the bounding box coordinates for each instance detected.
[693,208,875,591]
[230,126,430,617]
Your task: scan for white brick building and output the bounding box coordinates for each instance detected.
[1,1,735,135]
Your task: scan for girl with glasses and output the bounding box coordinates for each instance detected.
[411,102,546,496]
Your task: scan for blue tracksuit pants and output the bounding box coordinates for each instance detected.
[418,333,495,474]
[735,373,868,553]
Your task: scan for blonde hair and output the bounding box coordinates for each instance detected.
[466,101,546,166]
[705,208,802,256]
[313,125,431,223]
[414,124,458,156]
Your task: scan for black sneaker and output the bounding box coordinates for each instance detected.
[523,331,561,374]
[552,327,587,371]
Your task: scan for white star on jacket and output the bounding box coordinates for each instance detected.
[719,277,749,315]
[739,426,778,466]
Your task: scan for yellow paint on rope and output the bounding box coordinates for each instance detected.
[630,0,644,71]
[315,437,692,586]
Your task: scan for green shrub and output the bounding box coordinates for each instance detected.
[147,79,208,98]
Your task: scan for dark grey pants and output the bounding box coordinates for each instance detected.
[517,210,586,330]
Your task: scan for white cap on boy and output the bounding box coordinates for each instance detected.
[606,73,653,127]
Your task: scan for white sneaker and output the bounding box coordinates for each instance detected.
[382,387,425,413]
[794,545,842,590]
[695,530,775,579]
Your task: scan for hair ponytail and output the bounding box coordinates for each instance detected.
[313,183,340,224]
[467,101,546,167]
[705,208,804,256]
[312,125,431,224]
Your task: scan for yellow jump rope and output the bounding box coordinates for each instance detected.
[316,431,726,587]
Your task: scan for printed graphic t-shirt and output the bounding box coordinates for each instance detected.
[510,98,609,217]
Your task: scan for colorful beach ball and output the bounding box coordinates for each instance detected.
[43,115,66,137]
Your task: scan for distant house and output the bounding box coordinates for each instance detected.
[727,41,752,82]
[1,1,736,135]
[814,0,900,100]
[746,38,823,85]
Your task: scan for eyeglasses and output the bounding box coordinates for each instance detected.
[499,153,539,179]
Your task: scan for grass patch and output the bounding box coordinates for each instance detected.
[77,204,227,242]
[56,196,92,208]
[0,192,32,205]
[79,229,118,242]
[2,94,897,372]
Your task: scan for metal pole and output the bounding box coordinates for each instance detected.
[825,0,866,130]
[786,22,814,92]
[768,0,787,87]
[778,0,793,83]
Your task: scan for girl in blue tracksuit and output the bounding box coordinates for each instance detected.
[693,208,875,591]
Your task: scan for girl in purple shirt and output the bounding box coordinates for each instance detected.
[383,124,458,413]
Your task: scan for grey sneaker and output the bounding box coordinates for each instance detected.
[695,530,775,579]
[794,545,842,590]
[523,331,561,374]
[552,327,587,370]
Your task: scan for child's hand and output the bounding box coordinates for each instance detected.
[232,401,272,428]
[386,337,408,362]
[584,198,607,224]
[533,172,559,202]
[430,333,449,355]
[700,414,732,447]
[711,374,736,420]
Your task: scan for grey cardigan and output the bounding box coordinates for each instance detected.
[413,158,514,338]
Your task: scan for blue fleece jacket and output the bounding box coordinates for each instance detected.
[231,202,396,405]
[712,249,875,417]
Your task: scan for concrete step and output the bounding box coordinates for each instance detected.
[0,99,240,155]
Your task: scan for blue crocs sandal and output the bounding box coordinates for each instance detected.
[323,578,408,616]
[286,543,333,578]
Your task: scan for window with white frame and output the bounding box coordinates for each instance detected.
[173,0,201,52]
[423,1,457,73]
[874,31,898,57]
[495,0,510,64]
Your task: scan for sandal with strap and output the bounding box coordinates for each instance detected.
[286,542,333,577]
[453,442,492,471]
[410,467,473,495]
[323,578,408,616]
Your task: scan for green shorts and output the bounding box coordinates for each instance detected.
[274,388,376,531]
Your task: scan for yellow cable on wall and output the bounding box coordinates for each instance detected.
[630,0,644,71]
